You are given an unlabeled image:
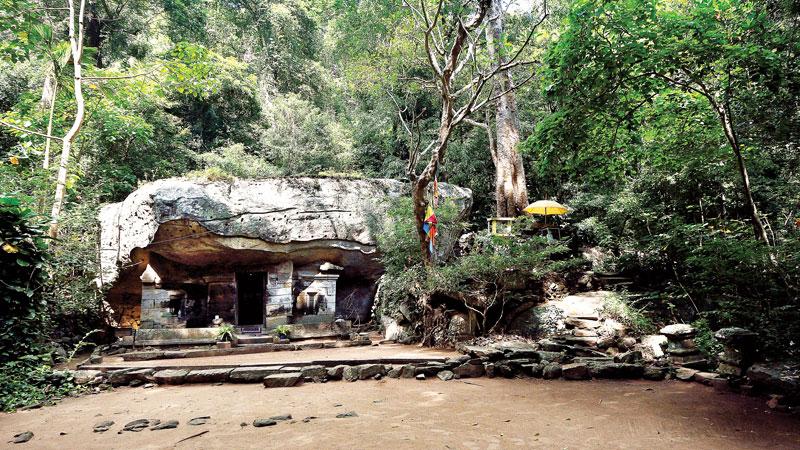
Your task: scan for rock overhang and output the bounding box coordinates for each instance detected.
[99,177,472,287]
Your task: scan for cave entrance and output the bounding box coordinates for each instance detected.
[236,272,265,326]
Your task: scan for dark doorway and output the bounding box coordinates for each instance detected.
[236,272,264,326]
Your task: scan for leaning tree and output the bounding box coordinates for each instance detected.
[401,0,548,262]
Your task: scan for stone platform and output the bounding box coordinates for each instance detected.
[81,343,458,372]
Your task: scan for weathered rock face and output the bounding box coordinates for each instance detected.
[100,177,472,285]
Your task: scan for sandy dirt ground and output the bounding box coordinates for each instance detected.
[92,344,459,369]
[2,378,798,450]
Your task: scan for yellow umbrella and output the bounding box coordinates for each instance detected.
[523,200,568,216]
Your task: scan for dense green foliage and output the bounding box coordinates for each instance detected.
[0,196,49,362]
[529,0,800,359]
[0,196,81,411]
[375,198,582,343]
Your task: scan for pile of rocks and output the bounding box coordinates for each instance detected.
[715,327,758,377]
[660,324,705,369]
[532,292,639,358]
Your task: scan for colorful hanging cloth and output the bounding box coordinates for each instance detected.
[423,205,438,254]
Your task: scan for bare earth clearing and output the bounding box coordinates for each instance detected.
[2,378,799,450]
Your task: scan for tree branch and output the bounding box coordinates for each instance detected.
[0,120,64,141]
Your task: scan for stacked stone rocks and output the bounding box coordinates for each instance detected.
[660,324,706,369]
[552,312,633,357]
[714,327,758,377]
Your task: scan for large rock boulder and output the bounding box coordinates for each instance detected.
[99,177,472,286]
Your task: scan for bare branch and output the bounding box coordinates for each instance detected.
[0,120,64,141]
[82,67,160,81]
[504,0,548,68]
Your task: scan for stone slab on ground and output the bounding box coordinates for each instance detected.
[185,368,233,383]
[263,373,303,388]
[153,369,188,385]
[229,366,284,383]
[71,370,102,385]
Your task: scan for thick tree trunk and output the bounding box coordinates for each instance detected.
[50,0,86,238]
[716,104,769,243]
[486,0,529,218]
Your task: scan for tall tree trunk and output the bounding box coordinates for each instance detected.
[715,103,769,243]
[42,75,57,170]
[413,106,453,263]
[49,0,86,238]
[486,0,529,217]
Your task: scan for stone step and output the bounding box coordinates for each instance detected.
[119,338,217,347]
[116,339,372,362]
[82,356,452,374]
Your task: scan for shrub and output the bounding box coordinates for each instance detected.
[599,291,655,336]
[373,197,584,341]
[0,356,80,412]
[0,196,50,363]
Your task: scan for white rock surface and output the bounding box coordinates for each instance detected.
[99,177,472,285]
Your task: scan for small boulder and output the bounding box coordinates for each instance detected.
[619,337,637,350]
[415,373,426,380]
[343,366,360,382]
[188,416,210,426]
[336,411,358,418]
[252,419,277,427]
[415,364,448,377]
[263,373,302,388]
[123,419,154,432]
[327,365,347,380]
[358,364,386,380]
[151,420,179,430]
[589,362,643,379]
[542,362,562,380]
[107,369,135,386]
[484,363,496,378]
[639,335,667,359]
[693,372,722,385]
[453,363,485,378]
[11,432,33,444]
[675,367,698,381]
[642,366,668,381]
[535,351,569,364]
[437,370,454,381]
[445,355,471,367]
[614,350,643,364]
[562,363,591,380]
[400,365,416,379]
[72,370,102,385]
[93,420,114,433]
